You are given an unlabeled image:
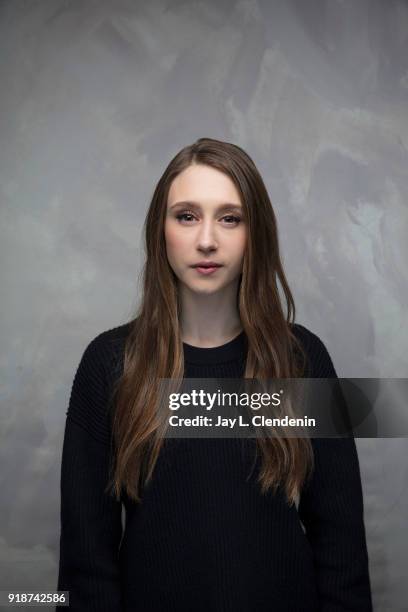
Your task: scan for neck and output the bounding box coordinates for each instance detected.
[179,279,242,348]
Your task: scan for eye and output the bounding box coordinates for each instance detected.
[222,215,242,225]
[175,211,242,226]
[175,211,196,223]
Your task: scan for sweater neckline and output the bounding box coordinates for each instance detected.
[183,330,247,365]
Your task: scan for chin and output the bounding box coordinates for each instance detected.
[183,280,222,295]
[191,283,221,294]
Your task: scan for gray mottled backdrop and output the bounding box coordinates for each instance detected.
[1,0,407,610]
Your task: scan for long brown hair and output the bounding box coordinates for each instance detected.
[107,137,313,507]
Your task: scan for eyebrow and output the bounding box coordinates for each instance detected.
[170,201,242,212]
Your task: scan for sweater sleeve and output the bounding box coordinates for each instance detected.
[297,330,373,611]
[56,335,123,611]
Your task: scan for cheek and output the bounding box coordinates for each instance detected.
[165,224,186,260]
[230,229,247,260]
[164,223,176,249]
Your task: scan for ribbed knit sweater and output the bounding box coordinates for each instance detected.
[56,322,372,611]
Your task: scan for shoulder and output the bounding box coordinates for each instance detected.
[81,321,132,379]
[66,321,132,443]
[290,323,338,378]
[87,320,132,354]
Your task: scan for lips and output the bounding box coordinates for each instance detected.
[193,265,221,276]
[192,262,222,268]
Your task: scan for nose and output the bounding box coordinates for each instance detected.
[196,218,218,252]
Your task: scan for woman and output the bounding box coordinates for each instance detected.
[57,137,372,611]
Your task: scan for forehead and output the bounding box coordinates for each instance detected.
[167,164,242,205]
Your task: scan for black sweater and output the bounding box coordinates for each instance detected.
[56,323,372,611]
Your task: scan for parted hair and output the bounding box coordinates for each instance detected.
[107,137,313,507]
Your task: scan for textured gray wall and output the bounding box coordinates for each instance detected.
[1,0,407,610]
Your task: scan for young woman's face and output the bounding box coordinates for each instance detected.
[165,164,247,295]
